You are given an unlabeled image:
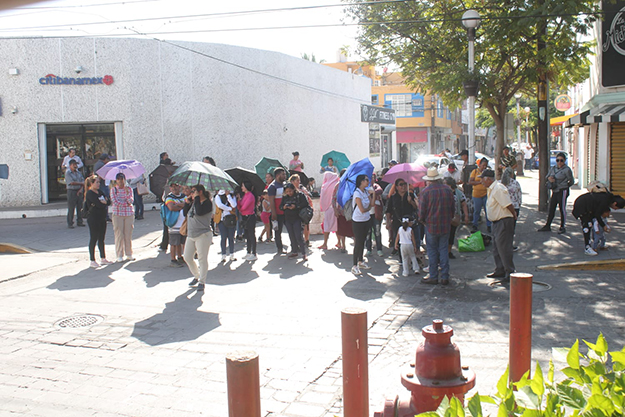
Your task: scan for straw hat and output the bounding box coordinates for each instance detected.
[422,167,443,181]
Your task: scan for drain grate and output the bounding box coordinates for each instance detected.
[56,314,103,328]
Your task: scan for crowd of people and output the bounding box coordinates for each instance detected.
[61,147,623,290]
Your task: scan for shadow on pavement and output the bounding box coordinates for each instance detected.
[124,256,190,288]
[262,254,312,279]
[131,289,220,346]
[341,275,388,301]
[206,260,261,285]
[47,262,124,291]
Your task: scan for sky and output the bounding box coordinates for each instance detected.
[0,0,362,63]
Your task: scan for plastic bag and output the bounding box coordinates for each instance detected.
[458,231,485,252]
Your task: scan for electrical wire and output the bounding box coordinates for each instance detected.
[14,0,163,9]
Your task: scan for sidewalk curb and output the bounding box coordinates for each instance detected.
[538,258,625,271]
[0,242,32,254]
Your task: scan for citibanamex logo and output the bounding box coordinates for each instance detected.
[38,74,115,86]
[603,6,625,56]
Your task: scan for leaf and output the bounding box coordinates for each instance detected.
[583,362,606,381]
[595,334,608,357]
[587,394,615,415]
[496,367,511,399]
[497,402,508,417]
[516,386,540,410]
[548,360,555,385]
[418,413,440,417]
[515,370,532,390]
[562,367,584,384]
[467,393,483,417]
[557,384,587,409]
[552,347,570,363]
[436,396,451,417]
[479,395,497,405]
[531,362,545,398]
[520,409,541,417]
[610,391,623,413]
[447,396,465,417]
[609,351,625,368]
[568,340,581,370]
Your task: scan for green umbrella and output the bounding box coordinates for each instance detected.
[254,157,288,179]
[168,161,237,193]
[320,150,351,172]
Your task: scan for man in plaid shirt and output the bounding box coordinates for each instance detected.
[419,167,455,285]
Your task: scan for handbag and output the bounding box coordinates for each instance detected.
[137,182,149,196]
[80,200,91,219]
[451,213,462,227]
[179,217,188,236]
[299,206,314,224]
[223,214,237,228]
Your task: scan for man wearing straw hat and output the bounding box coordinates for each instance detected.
[419,167,455,285]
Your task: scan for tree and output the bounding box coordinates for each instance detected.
[345,0,597,172]
[301,53,326,63]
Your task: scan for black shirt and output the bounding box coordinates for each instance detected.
[85,189,110,220]
[386,192,417,224]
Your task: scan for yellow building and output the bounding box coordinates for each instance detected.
[324,62,464,164]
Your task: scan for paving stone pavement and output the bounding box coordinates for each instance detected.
[1,173,624,416]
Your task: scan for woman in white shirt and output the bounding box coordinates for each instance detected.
[351,174,374,275]
[215,190,238,262]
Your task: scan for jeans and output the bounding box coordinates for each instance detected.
[183,231,212,284]
[546,188,568,228]
[67,189,83,226]
[133,188,144,218]
[218,221,236,255]
[365,217,382,252]
[352,220,369,266]
[472,195,491,229]
[284,217,304,255]
[273,214,286,253]
[243,215,257,255]
[236,210,245,237]
[425,230,450,281]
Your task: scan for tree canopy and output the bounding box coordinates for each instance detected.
[345,0,597,162]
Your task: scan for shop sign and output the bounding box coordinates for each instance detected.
[602,1,625,87]
[554,94,572,111]
[361,104,395,124]
[39,74,114,86]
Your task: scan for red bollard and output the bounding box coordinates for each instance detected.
[226,350,261,417]
[509,273,533,383]
[374,320,475,417]
[342,307,369,417]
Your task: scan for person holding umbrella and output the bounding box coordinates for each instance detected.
[351,174,375,275]
[320,157,339,174]
[111,172,135,262]
[289,151,304,172]
[183,185,214,292]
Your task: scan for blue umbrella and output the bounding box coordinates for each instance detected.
[320,150,351,172]
[337,158,374,207]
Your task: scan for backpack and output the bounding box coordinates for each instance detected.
[160,200,180,228]
[343,197,354,222]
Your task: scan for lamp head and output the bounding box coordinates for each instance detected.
[462,10,481,29]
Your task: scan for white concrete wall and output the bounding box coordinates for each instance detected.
[0,38,371,207]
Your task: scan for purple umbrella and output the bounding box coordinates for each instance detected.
[96,159,145,180]
[382,163,427,187]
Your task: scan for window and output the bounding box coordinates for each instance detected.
[389,94,412,117]
[371,94,379,105]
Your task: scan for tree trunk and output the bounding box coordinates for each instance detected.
[486,103,506,179]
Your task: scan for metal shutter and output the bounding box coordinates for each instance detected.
[610,123,625,195]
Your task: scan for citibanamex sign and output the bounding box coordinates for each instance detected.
[39,74,114,85]
[603,6,625,55]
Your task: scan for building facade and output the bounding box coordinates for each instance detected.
[0,38,371,207]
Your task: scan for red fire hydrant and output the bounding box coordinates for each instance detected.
[374,319,476,417]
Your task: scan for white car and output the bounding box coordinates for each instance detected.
[451,152,495,172]
[414,154,451,174]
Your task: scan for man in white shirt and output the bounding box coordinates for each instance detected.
[523,146,534,171]
[62,148,83,171]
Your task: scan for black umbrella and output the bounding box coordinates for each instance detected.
[225,167,266,196]
[290,170,310,187]
[149,164,177,201]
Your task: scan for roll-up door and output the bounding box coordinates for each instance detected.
[610,123,625,195]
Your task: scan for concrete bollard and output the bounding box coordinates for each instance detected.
[342,307,369,417]
[509,273,533,383]
[226,350,261,417]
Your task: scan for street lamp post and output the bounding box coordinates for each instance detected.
[462,10,481,166]
[515,93,522,150]
[524,106,530,145]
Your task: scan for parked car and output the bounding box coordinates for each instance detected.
[533,150,569,169]
[414,154,452,175]
[451,152,495,172]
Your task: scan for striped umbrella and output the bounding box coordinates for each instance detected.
[168,161,237,193]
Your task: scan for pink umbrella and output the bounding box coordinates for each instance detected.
[382,163,427,187]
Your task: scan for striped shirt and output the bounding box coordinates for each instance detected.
[111,186,134,217]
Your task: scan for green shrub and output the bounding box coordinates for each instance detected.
[418,334,624,417]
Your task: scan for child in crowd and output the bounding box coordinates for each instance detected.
[591,209,611,251]
[258,190,273,243]
[394,217,420,277]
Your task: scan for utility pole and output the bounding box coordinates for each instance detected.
[537,21,549,212]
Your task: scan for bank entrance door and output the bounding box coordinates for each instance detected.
[46,123,116,201]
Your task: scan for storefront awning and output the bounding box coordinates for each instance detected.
[565,110,590,128]
[397,130,427,143]
[565,104,625,128]
[551,114,577,126]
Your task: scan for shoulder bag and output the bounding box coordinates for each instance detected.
[137,182,149,196]
[299,206,314,224]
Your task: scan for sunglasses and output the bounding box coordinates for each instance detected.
[398,183,407,187]
[556,159,564,162]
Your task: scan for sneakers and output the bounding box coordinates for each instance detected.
[288,253,299,259]
[513,246,519,252]
[366,250,373,257]
[422,266,430,273]
[100,258,113,265]
[448,252,456,259]
[351,265,362,275]
[221,254,227,263]
[89,261,99,268]
[177,257,185,264]
[558,227,566,234]
[68,224,75,229]
[358,261,371,270]
[258,237,263,243]
[302,254,308,261]
[402,271,409,277]
[229,254,236,262]
[197,283,205,291]
[414,269,420,275]
[170,260,183,268]
[116,257,124,263]
[537,225,551,232]
[77,223,85,227]
[188,278,198,287]
[125,256,136,261]
[377,250,384,257]
[244,253,257,261]
[584,247,598,256]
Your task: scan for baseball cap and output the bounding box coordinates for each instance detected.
[292,151,300,156]
[459,150,468,156]
[389,159,398,165]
